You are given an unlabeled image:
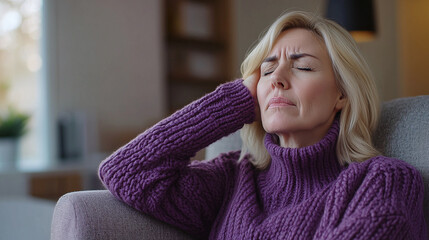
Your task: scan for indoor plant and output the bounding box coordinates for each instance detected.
[0,109,30,169]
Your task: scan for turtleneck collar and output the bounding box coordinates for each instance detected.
[257,118,343,211]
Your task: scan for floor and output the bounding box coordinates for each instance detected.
[0,197,55,240]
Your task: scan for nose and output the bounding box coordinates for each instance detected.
[271,65,290,90]
[273,80,288,89]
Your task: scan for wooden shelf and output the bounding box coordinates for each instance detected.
[167,34,226,49]
[167,82,218,112]
[30,172,82,201]
[164,0,231,112]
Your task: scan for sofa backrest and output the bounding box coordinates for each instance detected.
[374,95,429,231]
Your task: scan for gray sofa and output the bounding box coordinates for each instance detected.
[51,95,429,240]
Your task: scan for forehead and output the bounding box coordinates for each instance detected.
[270,28,327,56]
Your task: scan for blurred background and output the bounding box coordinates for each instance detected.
[0,0,428,239]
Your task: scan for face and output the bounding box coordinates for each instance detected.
[257,28,345,148]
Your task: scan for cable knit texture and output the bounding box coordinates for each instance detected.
[99,79,427,239]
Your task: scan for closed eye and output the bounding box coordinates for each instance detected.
[296,67,312,71]
[263,70,274,76]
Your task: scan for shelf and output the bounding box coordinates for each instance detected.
[167,34,225,49]
[167,82,219,112]
[165,0,231,112]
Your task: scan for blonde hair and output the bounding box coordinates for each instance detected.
[240,11,380,169]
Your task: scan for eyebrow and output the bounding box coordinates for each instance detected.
[289,53,318,60]
[262,55,278,63]
[262,53,318,63]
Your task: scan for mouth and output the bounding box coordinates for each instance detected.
[267,97,295,109]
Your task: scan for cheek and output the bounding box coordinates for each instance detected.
[299,81,339,112]
[302,85,322,100]
[256,80,267,106]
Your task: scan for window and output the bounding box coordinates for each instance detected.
[0,0,42,168]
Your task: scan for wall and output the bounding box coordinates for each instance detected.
[43,0,165,163]
[232,0,400,101]
[359,0,400,100]
[397,0,429,97]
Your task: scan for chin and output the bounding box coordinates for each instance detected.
[262,117,293,134]
[262,124,292,134]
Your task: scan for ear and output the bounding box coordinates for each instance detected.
[335,93,347,111]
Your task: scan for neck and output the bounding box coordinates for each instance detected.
[257,118,343,211]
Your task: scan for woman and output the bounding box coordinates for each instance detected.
[99,11,427,239]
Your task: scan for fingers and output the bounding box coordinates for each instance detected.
[243,70,261,121]
[243,71,260,99]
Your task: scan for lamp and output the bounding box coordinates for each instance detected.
[326,0,376,42]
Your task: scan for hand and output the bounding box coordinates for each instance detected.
[242,71,259,100]
[242,71,260,121]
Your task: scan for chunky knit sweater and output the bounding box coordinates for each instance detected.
[99,79,427,239]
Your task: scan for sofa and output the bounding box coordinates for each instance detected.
[51,95,429,240]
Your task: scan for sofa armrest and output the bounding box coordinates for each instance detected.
[51,190,194,240]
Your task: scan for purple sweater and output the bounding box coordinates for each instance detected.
[99,79,427,239]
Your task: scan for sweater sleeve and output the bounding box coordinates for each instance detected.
[98,79,255,238]
[315,156,427,240]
